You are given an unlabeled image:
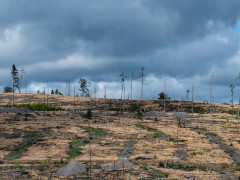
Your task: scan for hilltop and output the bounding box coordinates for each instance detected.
[0,93,240,179]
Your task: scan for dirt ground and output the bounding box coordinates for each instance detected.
[0,93,240,179]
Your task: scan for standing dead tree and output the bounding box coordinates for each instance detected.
[11,64,19,105]
[138,67,145,99]
[20,68,25,93]
[65,80,71,96]
[43,87,46,116]
[192,83,194,119]
[104,87,107,126]
[120,72,126,100]
[209,72,214,117]
[186,89,190,100]
[73,86,76,122]
[236,73,240,104]
[131,70,134,100]
[164,77,167,111]
[235,73,240,133]
[230,84,235,121]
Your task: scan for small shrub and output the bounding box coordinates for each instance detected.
[83,127,107,136]
[66,137,89,159]
[134,109,143,120]
[169,137,187,143]
[129,102,142,112]
[82,109,92,119]
[5,103,63,111]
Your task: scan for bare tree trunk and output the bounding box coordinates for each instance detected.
[25,80,27,94]
[88,119,92,180]
[12,80,14,106]
[238,108,240,134]
[164,78,167,112]
[44,87,46,116]
[177,98,180,149]
[131,70,134,100]
[232,93,234,121]
[46,89,49,112]
[121,82,123,100]
[177,124,179,149]
[73,86,76,122]
[192,83,194,120]
[122,100,124,126]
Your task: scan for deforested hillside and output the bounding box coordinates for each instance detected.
[0,93,240,179]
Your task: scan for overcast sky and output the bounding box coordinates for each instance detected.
[1,0,240,103]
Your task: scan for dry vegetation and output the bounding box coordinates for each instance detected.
[0,93,240,179]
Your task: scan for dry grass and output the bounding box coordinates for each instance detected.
[0,93,240,179]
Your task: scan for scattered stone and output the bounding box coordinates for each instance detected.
[102,159,136,171]
[118,140,136,158]
[57,160,86,177]
[0,107,34,114]
[172,112,190,119]
[144,111,169,117]
[173,149,187,160]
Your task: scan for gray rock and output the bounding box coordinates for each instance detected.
[0,107,34,114]
[57,160,86,177]
[172,112,190,118]
[102,159,136,171]
[144,111,168,117]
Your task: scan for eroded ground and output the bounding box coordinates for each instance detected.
[0,109,240,180]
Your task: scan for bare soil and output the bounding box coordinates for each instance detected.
[0,93,240,179]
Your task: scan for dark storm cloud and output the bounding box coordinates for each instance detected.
[0,0,240,102]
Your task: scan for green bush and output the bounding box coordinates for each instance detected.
[66,137,89,159]
[83,127,107,136]
[6,103,63,111]
[135,109,143,120]
[82,109,92,119]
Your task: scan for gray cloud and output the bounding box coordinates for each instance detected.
[0,0,240,102]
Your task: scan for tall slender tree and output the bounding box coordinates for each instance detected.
[11,64,19,92]
[210,72,214,116]
[192,83,194,119]
[131,70,134,100]
[138,67,144,99]
[235,72,240,104]
[230,84,235,121]
[11,64,19,105]
[120,72,126,100]
[186,89,190,100]
[20,68,25,93]
[78,78,91,97]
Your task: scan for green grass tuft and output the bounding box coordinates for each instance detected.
[66,137,89,159]
[5,103,63,111]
